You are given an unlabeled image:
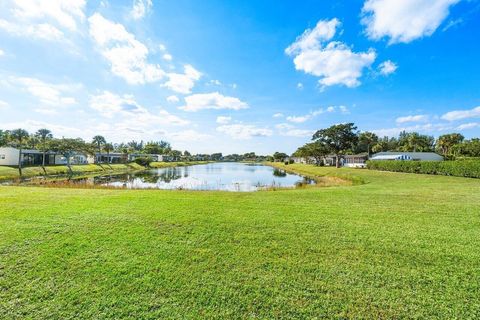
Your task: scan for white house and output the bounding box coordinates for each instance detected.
[370,152,443,161]
[128,153,164,162]
[0,147,88,166]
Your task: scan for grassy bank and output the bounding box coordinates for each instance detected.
[1,165,479,318]
[0,163,144,181]
[149,160,213,168]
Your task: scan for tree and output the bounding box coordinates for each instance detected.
[397,132,434,152]
[9,129,30,176]
[104,143,114,164]
[0,130,10,147]
[35,128,53,169]
[436,133,464,159]
[210,153,223,161]
[358,131,378,157]
[455,138,480,157]
[293,142,330,165]
[50,138,86,173]
[273,152,288,162]
[312,123,358,168]
[92,135,106,163]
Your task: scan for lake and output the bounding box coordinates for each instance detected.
[57,162,314,192]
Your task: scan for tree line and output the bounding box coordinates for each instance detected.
[291,123,480,168]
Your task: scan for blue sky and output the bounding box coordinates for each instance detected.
[0,0,479,154]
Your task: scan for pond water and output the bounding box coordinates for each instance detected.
[47,162,314,192]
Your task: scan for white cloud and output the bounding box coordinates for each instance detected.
[131,0,152,20]
[217,124,272,140]
[280,129,314,138]
[362,0,460,44]
[34,108,59,115]
[216,116,232,124]
[163,64,202,94]
[286,106,337,123]
[0,100,9,109]
[396,114,428,124]
[208,79,222,86]
[378,60,398,75]
[162,53,172,61]
[4,76,79,106]
[273,113,284,118]
[441,106,480,121]
[372,123,452,137]
[275,123,294,130]
[166,95,180,103]
[297,82,304,89]
[339,105,350,114]
[457,122,480,130]
[0,0,85,42]
[0,49,4,56]
[89,91,189,126]
[286,18,376,88]
[88,13,164,85]
[167,130,212,142]
[180,92,249,112]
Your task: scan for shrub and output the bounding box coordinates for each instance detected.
[366,160,480,178]
[134,157,153,167]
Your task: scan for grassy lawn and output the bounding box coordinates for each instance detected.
[1,164,479,318]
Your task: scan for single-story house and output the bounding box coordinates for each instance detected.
[0,147,88,166]
[370,152,443,161]
[343,154,369,168]
[88,153,127,164]
[128,153,164,162]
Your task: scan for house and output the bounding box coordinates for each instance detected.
[128,153,164,162]
[88,153,127,164]
[0,147,88,166]
[343,154,369,168]
[370,152,443,161]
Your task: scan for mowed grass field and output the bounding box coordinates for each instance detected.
[1,164,479,318]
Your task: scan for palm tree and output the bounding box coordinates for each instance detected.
[104,143,114,166]
[35,128,53,171]
[9,129,29,176]
[359,131,379,158]
[92,135,106,163]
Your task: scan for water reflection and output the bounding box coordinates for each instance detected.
[42,163,315,192]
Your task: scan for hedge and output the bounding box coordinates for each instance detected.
[366,160,480,178]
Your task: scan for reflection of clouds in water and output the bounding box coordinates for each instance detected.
[101,163,311,192]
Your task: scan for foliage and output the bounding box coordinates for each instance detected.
[366,160,480,178]
[312,123,358,167]
[273,152,288,162]
[293,142,330,165]
[134,156,154,166]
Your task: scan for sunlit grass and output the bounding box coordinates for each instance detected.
[1,164,479,318]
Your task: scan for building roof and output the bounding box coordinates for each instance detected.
[371,152,443,161]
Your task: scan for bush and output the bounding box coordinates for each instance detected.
[366,160,480,178]
[134,157,153,167]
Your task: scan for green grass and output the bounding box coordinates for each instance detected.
[1,164,480,318]
[0,163,144,181]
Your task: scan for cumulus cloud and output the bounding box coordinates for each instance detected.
[180,92,249,112]
[441,106,480,121]
[396,114,428,124]
[163,65,202,94]
[286,18,376,88]
[286,106,338,123]
[372,123,452,137]
[0,0,85,42]
[88,13,164,85]
[378,60,398,75]
[362,0,460,44]
[90,91,189,126]
[166,95,179,103]
[456,122,479,130]
[3,76,79,107]
[131,0,152,20]
[0,49,4,56]
[273,113,284,118]
[166,129,212,142]
[217,124,272,139]
[216,116,232,124]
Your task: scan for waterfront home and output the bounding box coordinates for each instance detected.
[88,153,127,164]
[0,147,88,166]
[128,153,164,162]
[370,152,443,161]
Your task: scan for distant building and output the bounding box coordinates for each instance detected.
[370,152,443,161]
[0,147,88,166]
[128,153,164,162]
